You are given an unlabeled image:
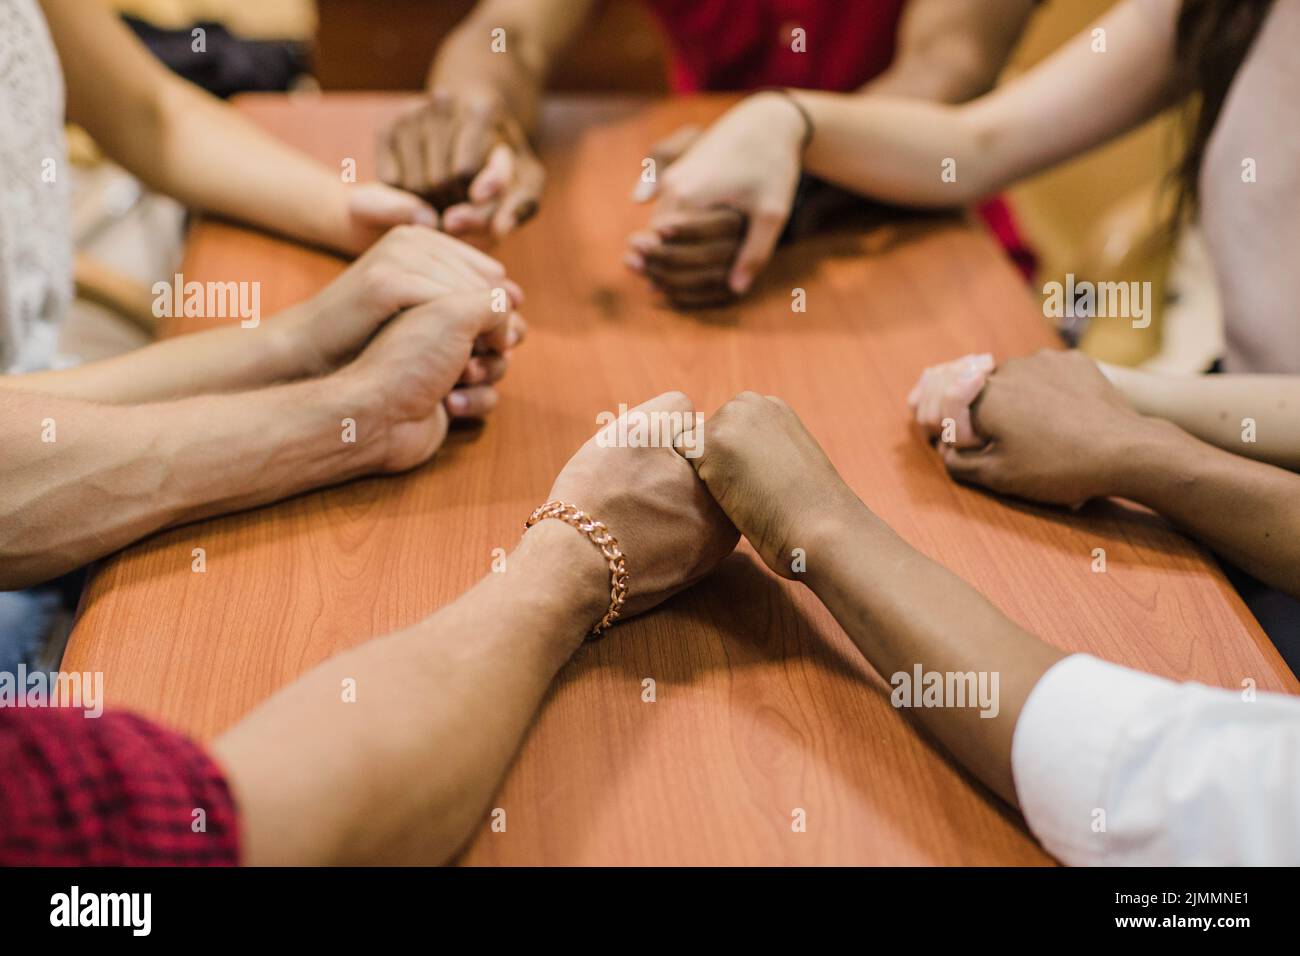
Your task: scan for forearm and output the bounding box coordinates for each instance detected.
[137,82,358,254]
[213,521,605,865]
[42,0,357,255]
[429,0,595,133]
[792,0,1177,208]
[860,0,1036,104]
[1112,421,1300,597]
[0,312,309,404]
[793,92,991,206]
[805,501,1062,805]
[0,375,379,587]
[1104,364,1300,470]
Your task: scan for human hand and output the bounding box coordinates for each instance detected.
[533,392,740,626]
[681,392,862,580]
[626,208,746,309]
[334,182,439,257]
[637,93,806,296]
[627,125,744,308]
[908,353,995,449]
[283,224,524,376]
[377,88,544,240]
[338,282,525,473]
[937,349,1161,508]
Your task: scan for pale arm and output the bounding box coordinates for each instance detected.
[40,0,414,256]
[1103,364,1300,471]
[792,0,1181,205]
[0,315,307,404]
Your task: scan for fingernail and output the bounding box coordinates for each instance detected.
[447,392,468,414]
[730,270,752,295]
[628,233,656,253]
[624,251,645,272]
[413,207,437,228]
[507,328,521,347]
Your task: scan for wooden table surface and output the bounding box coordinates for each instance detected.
[63,93,1297,866]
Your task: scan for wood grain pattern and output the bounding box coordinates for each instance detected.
[63,94,1297,866]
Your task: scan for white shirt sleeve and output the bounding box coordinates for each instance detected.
[1011,653,1300,865]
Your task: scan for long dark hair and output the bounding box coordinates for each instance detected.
[1171,0,1275,221]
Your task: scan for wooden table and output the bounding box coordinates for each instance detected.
[63,94,1297,865]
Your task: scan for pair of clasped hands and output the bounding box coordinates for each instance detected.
[377,89,811,308]
[532,343,1148,633]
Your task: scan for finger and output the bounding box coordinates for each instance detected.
[474,310,524,354]
[418,100,456,201]
[644,238,741,270]
[652,124,702,168]
[729,207,787,295]
[350,185,438,229]
[459,352,509,386]
[394,118,427,197]
[940,443,996,485]
[445,385,499,419]
[425,230,509,281]
[938,380,986,449]
[452,100,499,186]
[490,150,544,238]
[652,208,746,242]
[377,125,402,187]
[662,286,738,309]
[633,124,702,202]
[598,390,696,448]
[671,422,705,465]
[644,262,733,292]
[442,200,497,236]
[468,143,514,204]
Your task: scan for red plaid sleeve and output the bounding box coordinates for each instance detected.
[0,707,240,866]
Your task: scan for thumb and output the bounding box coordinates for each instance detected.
[728,207,786,295]
[940,442,997,487]
[633,125,702,203]
[350,183,438,228]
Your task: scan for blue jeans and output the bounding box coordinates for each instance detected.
[0,588,61,672]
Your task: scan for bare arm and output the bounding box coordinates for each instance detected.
[794,0,1182,205]
[211,392,739,865]
[0,374,382,589]
[427,0,596,134]
[0,226,517,406]
[862,0,1037,103]
[914,351,1300,600]
[1103,365,1300,471]
[40,0,431,257]
[686,394,1061,807]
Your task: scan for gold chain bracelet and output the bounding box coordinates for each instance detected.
[524,500,629,638]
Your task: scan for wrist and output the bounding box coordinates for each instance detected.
[510,520,612,650]
[748,90,812,153]
[1109,417,1202,503]
[801,495,880,593]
